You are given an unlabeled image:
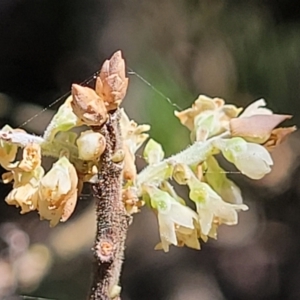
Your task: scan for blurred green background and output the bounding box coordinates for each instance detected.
[1,1,300,299]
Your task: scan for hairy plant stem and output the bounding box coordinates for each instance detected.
[89,109,129,300]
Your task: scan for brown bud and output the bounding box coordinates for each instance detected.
[71,84,108,126]
[95,51,129,111]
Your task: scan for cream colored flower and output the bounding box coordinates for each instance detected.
[4,166,44,214]
[187,177,248,236]
[17,143,42,172]
[3,143,43,214]
[172,163,194,185]
[120,109,150,153]
[120,109,150,181]
[144,185,198,252]
[38,157,78,227]
[230,99,295,148]
[218,137,273,179]
[175,95,242,141]
[0,125,19,169]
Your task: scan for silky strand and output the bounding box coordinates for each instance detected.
[0,51,296,299]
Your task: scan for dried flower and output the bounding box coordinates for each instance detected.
[122,187,143,214]
[263,126,297,151]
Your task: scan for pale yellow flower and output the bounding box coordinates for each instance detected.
[3,143,44,214]
[0,125,19,169]
[120,109,150,181]
[175,95,242,141]
[188,177,248,236]
[218,137,273,179]
[17,143,42,172]
[38,157,78,227]
[144,185,198,252]
[4,166,44,214]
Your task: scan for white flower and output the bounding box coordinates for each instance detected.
[187,178,248,236]
[218,137,273,179]
[144,185,198,252]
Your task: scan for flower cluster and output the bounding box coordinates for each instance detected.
[0,52,296,253]
[139,96,295,251]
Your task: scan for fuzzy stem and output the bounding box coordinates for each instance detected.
[136,131,230,192]
[89,109,129,300]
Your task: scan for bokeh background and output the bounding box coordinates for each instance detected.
[1,0,300,299]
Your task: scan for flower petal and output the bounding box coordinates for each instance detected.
[230,114,292,143]
[239,99,272,117]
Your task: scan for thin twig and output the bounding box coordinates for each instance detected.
[89,110,129,300]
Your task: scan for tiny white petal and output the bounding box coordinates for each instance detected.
[239,99,272,118]
[234,143,273,179]
[247,143,273,165]
[158,214,177,246]
[197,206,214,235]
[169,202,197,229]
